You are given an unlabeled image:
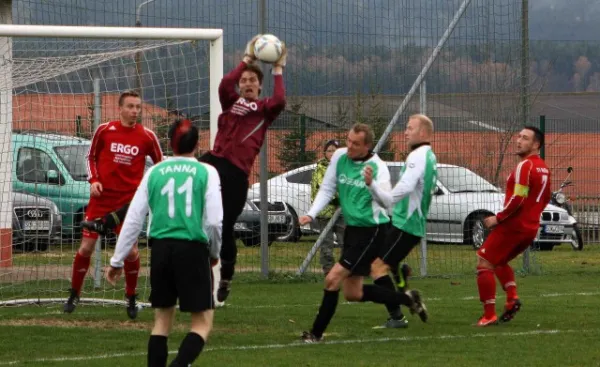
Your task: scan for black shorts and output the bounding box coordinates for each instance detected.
[378,225,421,267]
[340,224,388,276]
[149,238,214,313]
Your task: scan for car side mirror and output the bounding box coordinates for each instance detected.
[567,166,573,173]
[434,187,444,195]
[46,170,62,185]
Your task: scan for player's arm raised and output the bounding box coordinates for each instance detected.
[218,35,261,111]
[203,165,224,262]
[496,160,533,222]
[304,149,342,222]
[264,42,287,119]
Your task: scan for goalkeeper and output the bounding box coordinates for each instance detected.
[198,34,287,303]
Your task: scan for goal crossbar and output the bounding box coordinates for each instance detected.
[0,24,224,149]
[0,24,223,41]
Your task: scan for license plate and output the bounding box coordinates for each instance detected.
[23,220,50,231]
[268,215,287,224]
[544,225,564,234]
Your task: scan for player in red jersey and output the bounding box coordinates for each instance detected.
[64,90,163,318]
[475,126,550,326]
[199,35,287,303]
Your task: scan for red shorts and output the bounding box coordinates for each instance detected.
[83,190,134,239]
[476,224,538,266]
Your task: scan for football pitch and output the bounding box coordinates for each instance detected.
[1,253,599,366]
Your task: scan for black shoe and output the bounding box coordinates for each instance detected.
[500,299,522,323]
[216,280,231,303]
[406,289,428,322]
[81,218,106,235]
[301,331,322,343]
[63,288,79,314]
[126,294,138,320]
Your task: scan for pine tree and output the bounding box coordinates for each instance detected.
[277,101,317,172]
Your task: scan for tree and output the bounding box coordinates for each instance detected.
[276,101,316,172]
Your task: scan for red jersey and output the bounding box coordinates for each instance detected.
[496,154,551,231]
[86,120,163,194]
[211,61,286,175]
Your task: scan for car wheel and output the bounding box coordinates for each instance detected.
[277,205,302,243]
[572,224,584,251]
[241,236,273,247]
[466,214,489,250]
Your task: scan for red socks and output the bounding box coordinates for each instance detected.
[495,264,518,301]
[477,266,496,318]
[124,255,140,297]
[71,251,91,295]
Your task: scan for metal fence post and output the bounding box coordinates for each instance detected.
[92,78,103,289]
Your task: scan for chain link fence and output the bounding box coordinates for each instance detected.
[1,1,597,300]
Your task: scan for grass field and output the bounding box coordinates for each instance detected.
[1,238,600,366]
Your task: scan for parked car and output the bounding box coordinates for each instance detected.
[12,191,62,251]
[249,162,577,250]
[12,132,91,240]
[234,200,292,247]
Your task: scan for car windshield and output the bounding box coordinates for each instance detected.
[437,167,499,193]
[54,144,90,181]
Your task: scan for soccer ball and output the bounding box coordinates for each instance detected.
[254,34,283,63]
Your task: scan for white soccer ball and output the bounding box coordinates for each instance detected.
[254,34,283,63]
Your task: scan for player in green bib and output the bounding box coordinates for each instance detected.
[366,114,437,328]
[107,119,223,367]
[298,123,426,343]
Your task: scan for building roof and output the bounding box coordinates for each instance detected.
[12,93,169,133]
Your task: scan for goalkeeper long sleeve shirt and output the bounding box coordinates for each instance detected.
[210,61,286,176]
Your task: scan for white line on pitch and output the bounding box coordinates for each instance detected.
[1,328,596,365]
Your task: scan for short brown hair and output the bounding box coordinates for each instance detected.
[351,123,375,147]
[240,63,264,85]
[409,114,434,134]
[119,90,141,106]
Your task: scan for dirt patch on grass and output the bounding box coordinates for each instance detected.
[0,318,262,336]
[0,317,153,331]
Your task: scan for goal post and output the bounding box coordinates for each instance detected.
[0,24,224,147]
[0,24,223,306]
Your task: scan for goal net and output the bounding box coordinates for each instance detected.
[0,25,223,307]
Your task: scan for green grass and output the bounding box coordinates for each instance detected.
[10,235,600,276]
[0,273,599,366]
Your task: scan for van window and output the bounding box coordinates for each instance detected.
[54,145,90,181]
[16,147,60,184]
[286,169,314,184]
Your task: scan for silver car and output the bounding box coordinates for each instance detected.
[399,163,577,251]
[251,162,577,251]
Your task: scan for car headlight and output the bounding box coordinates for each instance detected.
[560,212,569,221]
[555,192,566,205]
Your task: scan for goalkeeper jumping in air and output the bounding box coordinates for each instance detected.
[198,35,287,303]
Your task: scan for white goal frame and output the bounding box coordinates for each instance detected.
[0,24,224,306]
